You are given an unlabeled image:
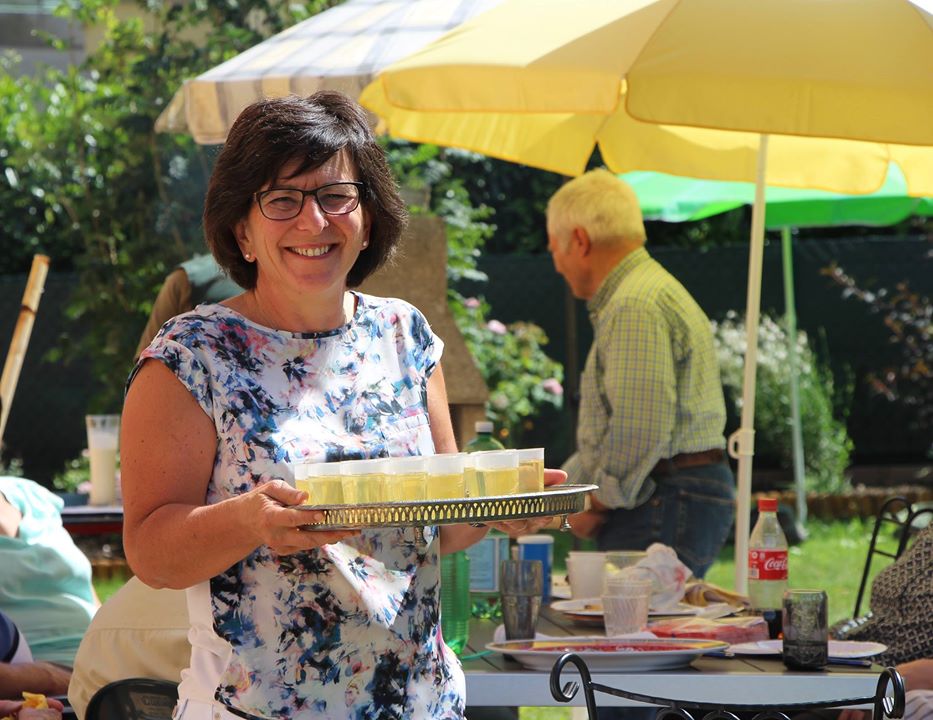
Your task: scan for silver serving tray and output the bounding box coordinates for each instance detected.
[297,483,597,530]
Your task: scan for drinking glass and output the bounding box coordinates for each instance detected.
[516,447,545,493]
[86,414,120,506]
[499,559,543,640]
[782,589,828,670]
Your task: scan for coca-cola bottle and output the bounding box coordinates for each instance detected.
[748,497,788,638]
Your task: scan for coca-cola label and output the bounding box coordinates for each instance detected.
[748,549,788,580]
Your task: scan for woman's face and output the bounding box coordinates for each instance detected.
[235,149,371,298]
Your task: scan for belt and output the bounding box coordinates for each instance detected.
[652,449,725,477]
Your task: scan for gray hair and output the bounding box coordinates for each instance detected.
[546,169,646,250]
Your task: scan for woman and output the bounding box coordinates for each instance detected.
[122,92,557,720]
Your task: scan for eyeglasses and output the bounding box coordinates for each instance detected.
[254,181,366,221]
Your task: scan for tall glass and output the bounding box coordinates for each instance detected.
[499,559,543,640]
[85,414,120,506]
[782,589,828,671]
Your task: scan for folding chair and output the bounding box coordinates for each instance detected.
[84,678,178,720]
[852,496,921,619]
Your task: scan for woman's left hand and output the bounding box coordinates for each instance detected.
[487,468,568,537]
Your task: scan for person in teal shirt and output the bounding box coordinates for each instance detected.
[0,476,97,667]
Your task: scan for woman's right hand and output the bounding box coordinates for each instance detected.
[241,480,359,554]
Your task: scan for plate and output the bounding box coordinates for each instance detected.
[729,640,888,659]
[486,636,730,672]
[552,598,704,618]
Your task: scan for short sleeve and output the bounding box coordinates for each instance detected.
[127,317,214,419]
[403,302,444,379]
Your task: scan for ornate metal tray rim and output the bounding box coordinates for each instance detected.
[298,483,597,530]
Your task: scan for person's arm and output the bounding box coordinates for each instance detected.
[121,360,357,589]
[0,662,71,699]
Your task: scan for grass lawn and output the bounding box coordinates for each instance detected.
[93,518,891,720]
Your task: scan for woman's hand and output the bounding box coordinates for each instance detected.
[242,480,359,554]
[488,467,570,537]
[544,468,568,487]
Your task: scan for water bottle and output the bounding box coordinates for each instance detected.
[748,496,789,638]
[463,421,505,619]
[463,420,505,452]
[440,550,471,655]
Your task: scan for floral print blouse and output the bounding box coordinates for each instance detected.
[132,293,465,720]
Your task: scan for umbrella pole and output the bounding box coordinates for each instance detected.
[0,254,50,444]
[730,135,769,595]
[781,227,808,534]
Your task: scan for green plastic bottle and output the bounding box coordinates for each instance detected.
[440,550,471,655]
[463,420,505,453]
[464,421,506,619]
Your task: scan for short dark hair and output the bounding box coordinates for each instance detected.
[203,92,407,289]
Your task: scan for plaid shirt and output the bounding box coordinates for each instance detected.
[564,248,726,508]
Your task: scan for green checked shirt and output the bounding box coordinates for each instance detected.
[564,247,727,509]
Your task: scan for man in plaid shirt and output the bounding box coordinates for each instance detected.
[547,169,734,578]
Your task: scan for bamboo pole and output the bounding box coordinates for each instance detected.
[0,255,50,444]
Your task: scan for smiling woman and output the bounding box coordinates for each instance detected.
[117,92,535,720]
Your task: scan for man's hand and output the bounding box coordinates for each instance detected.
[568,509,607,539]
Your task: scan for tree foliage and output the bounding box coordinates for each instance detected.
[1,0,338,410]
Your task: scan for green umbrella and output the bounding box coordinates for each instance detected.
[623,163,933,227]
[622,162,932,528]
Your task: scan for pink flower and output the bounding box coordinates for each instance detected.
[487,319,507,335]
[541,378,564,396]
[464,297,481,309]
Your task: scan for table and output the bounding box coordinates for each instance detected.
[462,607,886,711]
[60,503,124,536]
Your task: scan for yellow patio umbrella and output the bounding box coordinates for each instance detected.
[359,0,933,593]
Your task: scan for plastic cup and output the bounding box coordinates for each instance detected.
[517,534,554,602]
[473,450,519,496]
[298,461,343,505]
[425,453,466,499]
[86,414,120,506]
[384,455,428,502]
[462,453,479,497]
[603,551,648,591]
[516,447,545,493]
[339,458,386,504]
[566,551,608,599]
[602,586,651,636]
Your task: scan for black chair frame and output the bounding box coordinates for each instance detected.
[84,678,179,720]
[853,496,932,618]
[550,653,906,720]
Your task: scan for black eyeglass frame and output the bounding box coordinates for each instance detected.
[253,181,367,220]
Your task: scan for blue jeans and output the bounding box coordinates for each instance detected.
[596,461,735,579]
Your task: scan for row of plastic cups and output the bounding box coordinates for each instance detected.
[293,448,545,505]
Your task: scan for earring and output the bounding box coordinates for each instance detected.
[244,252,252,261]
[361,241,369,249]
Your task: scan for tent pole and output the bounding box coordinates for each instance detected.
[730,135,769,595]
[781,227,808,534]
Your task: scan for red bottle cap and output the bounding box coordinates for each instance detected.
[757,497,778,512]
